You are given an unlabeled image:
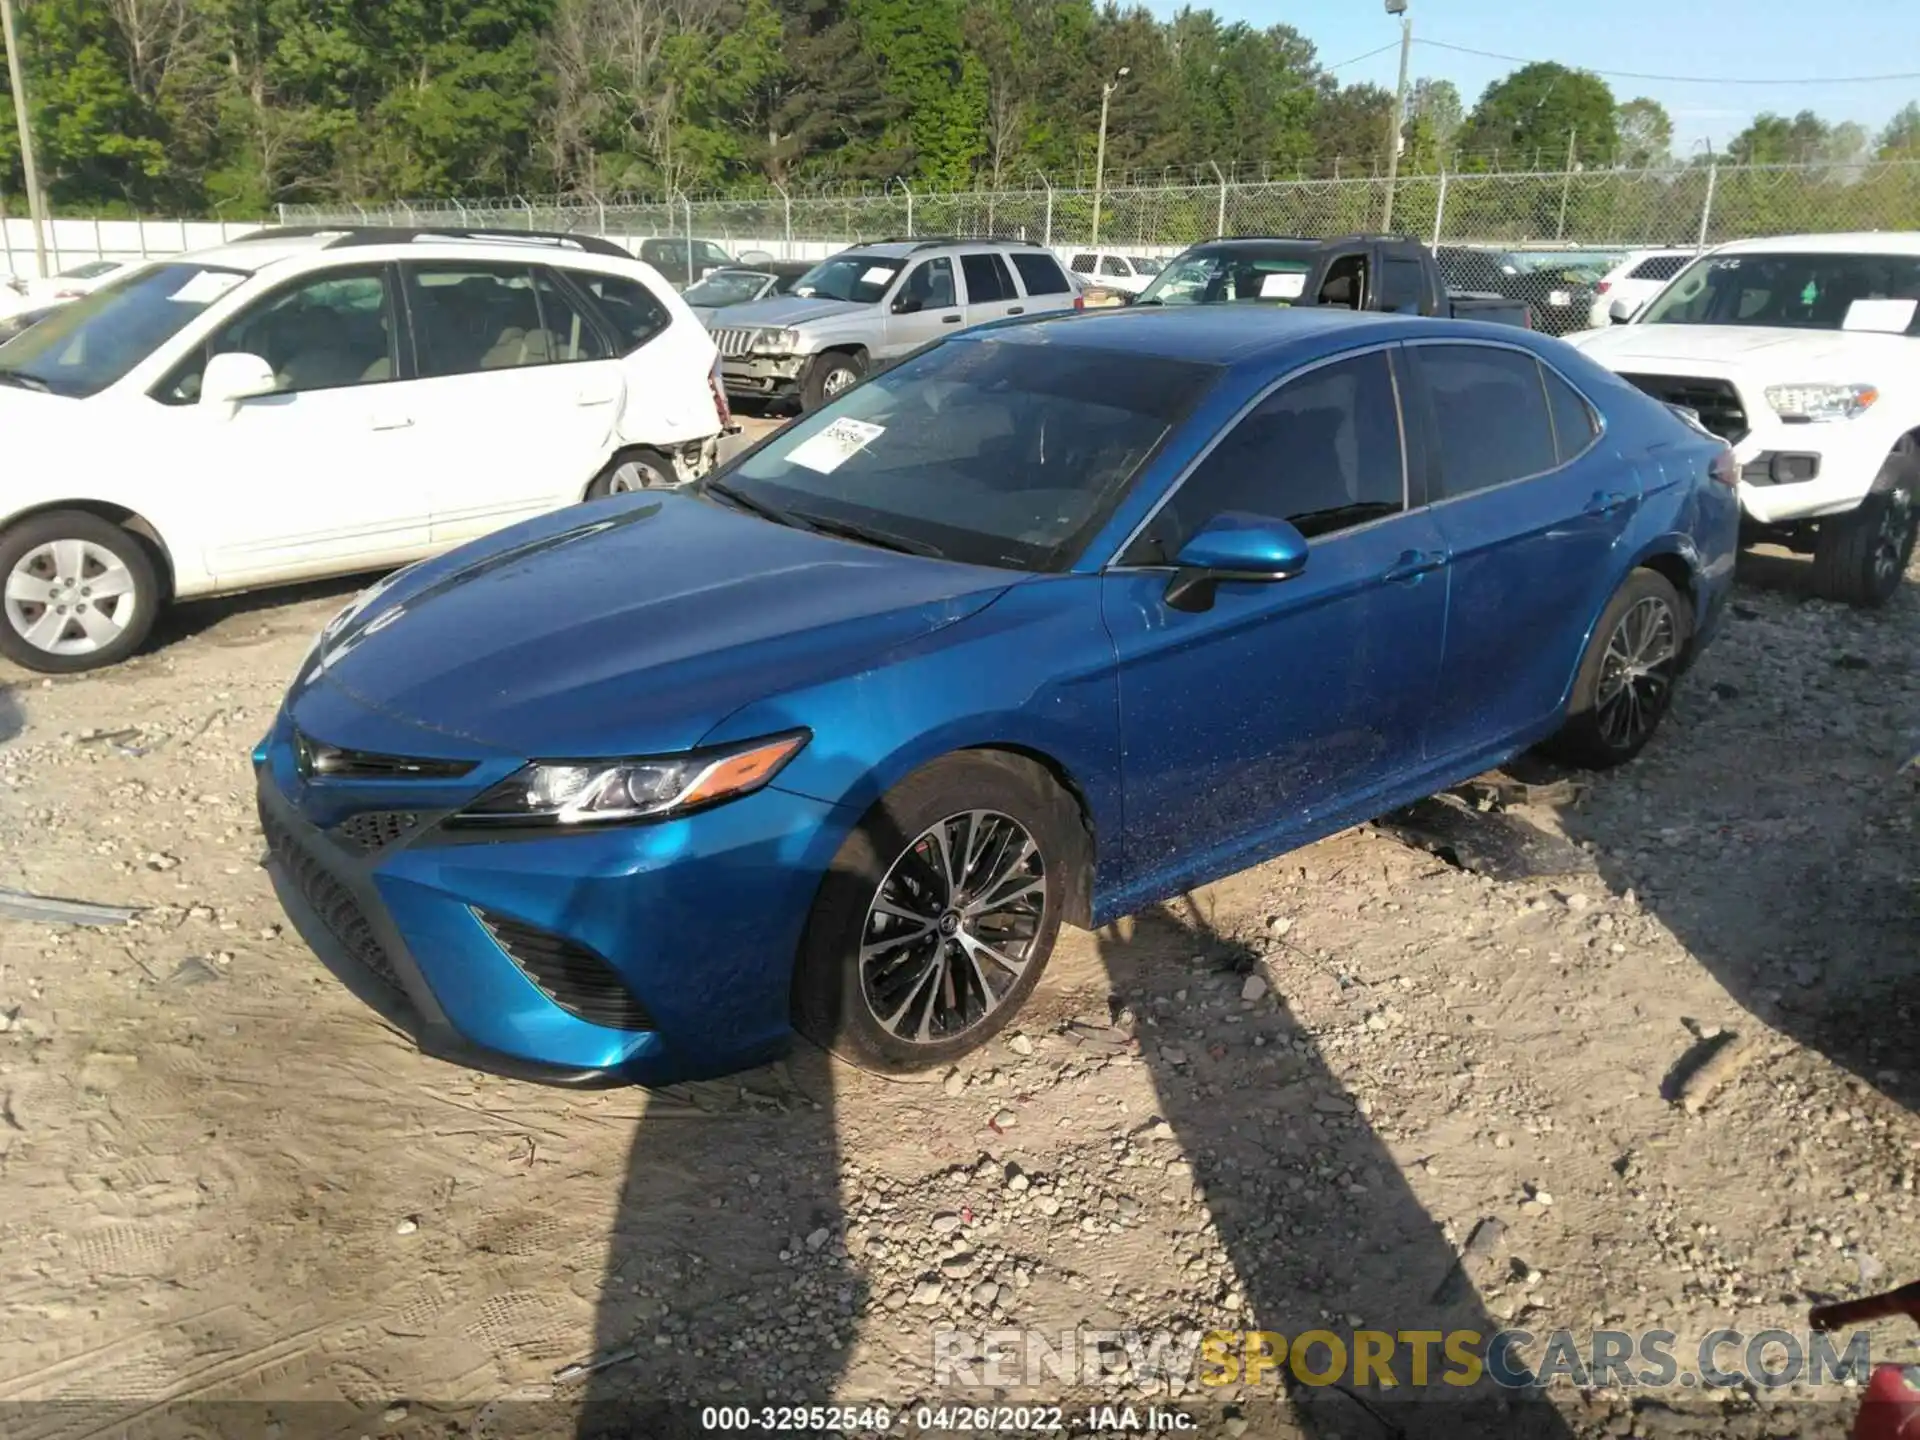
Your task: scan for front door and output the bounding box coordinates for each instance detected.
[881,257,961,362]
[154,264,433,584]
[401,261,624,546]
[1102,347,1449,886]
[1404,341,1642,761]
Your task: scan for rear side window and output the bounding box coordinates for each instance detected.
[1629,255,1689,282]
[532,270,613,362]
[1009,252,1071,296]
[961,253,1017,304]
[1542,365,1600,462]
[1377,257,1425,314]
[1133,350,1404,562]
[1414,344,1558,498]
[405,264,545,377]
[571,272,671,354]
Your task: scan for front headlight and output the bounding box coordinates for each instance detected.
[452,731,809,827]
[1765,382,1879,422]
[749,327,799,356]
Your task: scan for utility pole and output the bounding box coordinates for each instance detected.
[1379,0,1412,233]
[1091,67,1128,248]
[0,0,45,280]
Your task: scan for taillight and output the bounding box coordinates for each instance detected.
[1073,295,1086,311]
[1522,307,1534,329]
[1709,443,1739,488]
[1596,280,1611,294]
[708,357,732,429]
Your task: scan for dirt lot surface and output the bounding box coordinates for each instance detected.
[0,535,1915,1440]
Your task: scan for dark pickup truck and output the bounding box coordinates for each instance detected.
[1134,234,1533,327]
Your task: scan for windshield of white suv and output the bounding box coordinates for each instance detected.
[0,262,247,397]
[1130,256,1164,275]
[1641,252,1920,332]
[792,254,905,304]
[1136,244,1319,305]
[683,270,772,307]
[712,335,1219,571]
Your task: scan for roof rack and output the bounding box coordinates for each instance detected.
[229,225,634,260]
[863,235,1044,251]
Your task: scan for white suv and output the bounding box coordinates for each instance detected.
[0,226,730,672]
[1567,232,1920,606]
[1063,250,1164,295]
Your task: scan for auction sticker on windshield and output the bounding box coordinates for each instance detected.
[789,417,885,473]
[1261,272,1306,300]
[169,271,244,305]
[1842,298,1918,333]
[862,267,896,287]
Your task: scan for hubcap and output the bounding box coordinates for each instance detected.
[860,810,1047,1046]
[1594,595,1678,750]
[1873,486,1915,589]
[4,539,138,656]
[822,366,857,398]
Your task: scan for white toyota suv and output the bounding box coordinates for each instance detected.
[0,226,731,672]
[1567,233,1920,606]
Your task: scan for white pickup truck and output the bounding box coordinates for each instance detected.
[1566,232,1920,606]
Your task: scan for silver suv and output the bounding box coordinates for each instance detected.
[707,238,1081,411]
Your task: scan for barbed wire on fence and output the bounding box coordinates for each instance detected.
[278,159,1920,255]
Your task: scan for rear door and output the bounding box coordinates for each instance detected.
[959,252,1025,326]
[401,260,623,546]
[1406,340,1639,761]
[1007,250,1078,316]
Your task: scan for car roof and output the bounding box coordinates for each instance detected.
[964,304,1526,368]
[1710,231,1920,257]
[182,226,653,276]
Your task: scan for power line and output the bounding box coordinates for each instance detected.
[1414,37,1920,87]
[1323,41,1400,73]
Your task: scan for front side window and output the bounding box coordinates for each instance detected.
[898,258,956,311]
[960,253,1016,304]
[0,262,246,399]
[1130,257,1164,275]
[1130,350,1405,564]
[1639,252,1920,332]
[719,336,1218,571]
[791,254,905,304]
[1414,344,1559,499]
[1099,256,1129,278]
[700,242,733,266]
[164,267,394,402]
[573,272,671,353]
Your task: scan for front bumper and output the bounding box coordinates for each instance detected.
[720,354,805,396]
[1731,415,1893,525]
[253,705,845,1084]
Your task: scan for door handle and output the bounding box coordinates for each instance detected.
[1382,549,1446,584]
[1584,490,1634,517]
[1007,306,1025,315]
[575,388,617,407]
[942,315,962,324]
[369,413,414,431]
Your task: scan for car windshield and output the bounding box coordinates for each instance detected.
[1640,251,1920,332]
[1136,246,1317,305]
[59,260,121,281]
[1130,256,1164,275]
[0,262,245,398]
[791,254,905,304]
[683,270,772,307]
[715,336,1219,571]
[1505,252,1612,284]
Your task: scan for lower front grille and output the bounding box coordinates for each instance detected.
[1619,373,1751,444]
[333,809,419,854]
[261,807,405,994]
[475,910,654,1031]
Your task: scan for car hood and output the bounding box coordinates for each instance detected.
[294,494,1018,758]
[712,295,872,329]
[0,383,73,443]
[1566,323,1914,377]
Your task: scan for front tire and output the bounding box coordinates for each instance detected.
[1542,568,1690,770]
[800,351,866,414]
[792,752,1079,1073]
[1811,438,1918,608]
[0,511,160,673]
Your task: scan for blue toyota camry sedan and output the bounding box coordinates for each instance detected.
[256,306,1738,1084]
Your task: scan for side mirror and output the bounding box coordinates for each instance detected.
[1608,298,1636,325]
[1163,513,1309,612]
[201,351,278,410]
[892,294,924,315]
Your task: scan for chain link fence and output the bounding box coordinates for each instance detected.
[280,160,1920,258]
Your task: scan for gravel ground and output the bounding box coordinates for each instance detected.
[0,538,1914,1440]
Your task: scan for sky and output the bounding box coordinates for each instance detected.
[1142,0,1920,156]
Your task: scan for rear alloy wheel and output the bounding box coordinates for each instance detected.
[1542,568,1690,770]
[0,511,159,673]
[793,752,1079,1072]
[586,450,676,499]
[1811,443,1917,607]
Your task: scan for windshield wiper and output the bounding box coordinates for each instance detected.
[791,512,947,559]
[702,478,817,533]
[0,371,51,392]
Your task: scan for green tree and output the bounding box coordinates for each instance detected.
[1460,61,1618,170]
[1614,96,1672,167]
[1727,110,1832,164]
[1402,77,1462,170]
[1880,101,1920,158]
